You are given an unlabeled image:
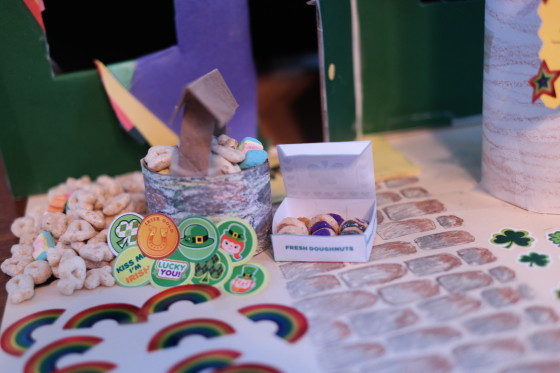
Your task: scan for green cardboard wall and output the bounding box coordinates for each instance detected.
[317,0,485,140]
[0,1,148,197]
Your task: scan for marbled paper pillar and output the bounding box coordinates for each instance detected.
[482,0,560,214]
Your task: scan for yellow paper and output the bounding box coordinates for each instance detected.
[538,0,560,109]
[95,60,179,146]
[360,134,420,182]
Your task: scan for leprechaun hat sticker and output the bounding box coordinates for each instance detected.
[177,217,219,261]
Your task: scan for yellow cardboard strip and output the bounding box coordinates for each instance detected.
[95,60,179,146]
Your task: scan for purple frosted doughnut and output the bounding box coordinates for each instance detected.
[308,214,340,234]
[311,227,336,236]
[340,218,368,233]
[310,221,335,234]
[328,213,344,226]
[340,226,363,235]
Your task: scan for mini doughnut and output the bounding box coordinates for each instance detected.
[11,217,36,238]
[1,256,34,277]
[96,175,123,197]
[211,143,246,163]
[328,213,344,226]
[6,274,34,304]
[309,221,336,235]
[276,217,308,234]
[277,225,308,235]
[41,212,67,238]
[88,229,108,245]
[209,153,241,175]
[19,231,39,246]
[56,256,86,295]
[83,258,113,270]
[66,176,91,192]
[130,193,146,214]
[24,261,52,285]
[67,190,97,211]
[79,242,114,263]
[297,217,310,226]
[311,227,337,236]
[308,214,340,234]
[60,220,96,243]
[217,134,239,149]
[340,218,368,233]
[76,208,105,230]
[102,193,131,216]
[70,241,86,252]
[10,244,33,258]
[145,145,174,172]
[84,266,115,289]
[47,247,77,278]
[340,226,363,235]
[116,171,144,193]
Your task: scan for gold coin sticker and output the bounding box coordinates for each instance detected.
[137,213,180,259]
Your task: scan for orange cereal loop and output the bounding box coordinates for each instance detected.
[48,195,67,213]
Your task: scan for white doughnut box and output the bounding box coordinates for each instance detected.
[271,141,377,262]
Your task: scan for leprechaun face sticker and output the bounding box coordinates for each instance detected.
[219,224,246,260]
[216,219,257,264]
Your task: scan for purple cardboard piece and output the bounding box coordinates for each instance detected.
[130,0,257,140]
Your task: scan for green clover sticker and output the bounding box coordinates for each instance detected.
[191,250,232,287]
[548,231,560,247]
[108,212,144,255]
[491,229,534,249]
[518,252,550,267]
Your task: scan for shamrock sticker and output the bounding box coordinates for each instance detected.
[518,252,550,267]
[547,231,560,247]
[490,229,534,249]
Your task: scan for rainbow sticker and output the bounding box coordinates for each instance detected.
[63,303,147,329]
[24,336,103,373]
[140,284,220,316]
[56,361,117,373]
[167,349,241,373]
[238,304,308,343]
[1,309,65,356]
[217,363,282,373]
[148,318,235,351]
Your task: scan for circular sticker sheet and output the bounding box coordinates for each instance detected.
[216,218,257,265]
[149,250,193,289]
[112,245,154,287]
[191,250,232,287]
[137,213,180,259]
[107,212,144,255]
[223,263,268,297]
[177,217,219,262]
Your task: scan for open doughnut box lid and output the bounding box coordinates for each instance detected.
[271,141,377,262]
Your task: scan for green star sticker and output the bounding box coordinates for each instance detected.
[519,252,549,267]
[491,229,534,249]
[548,231,560,247]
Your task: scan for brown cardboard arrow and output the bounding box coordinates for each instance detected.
[170,69,239,177]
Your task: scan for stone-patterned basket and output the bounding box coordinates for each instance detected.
[141,160,272,254]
